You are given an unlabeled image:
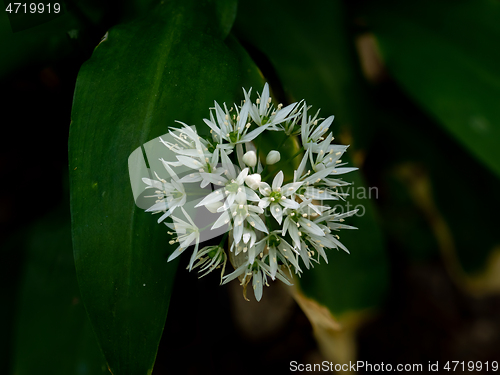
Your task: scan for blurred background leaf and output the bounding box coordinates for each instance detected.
[362,0,500,179]
[235,0,389,316]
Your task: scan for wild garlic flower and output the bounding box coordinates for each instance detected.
[142,163,186,223]
[138,82,360,301]
[165,207,200,270]
[203,101,267,146]
[243,83,298,128]
[258,171,302,224]
[191,245,227,281]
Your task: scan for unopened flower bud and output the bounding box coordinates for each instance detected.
[242,150,257,167]
[266,150,281,165]
[244,173,261,190]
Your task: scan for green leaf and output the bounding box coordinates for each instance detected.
[13,206,107,375]
[69,1,262,374]
[235,0,388,314]
[364,0,500,178]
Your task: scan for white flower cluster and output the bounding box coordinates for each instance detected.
[142,83,358,301]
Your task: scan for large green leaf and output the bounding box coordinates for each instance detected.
[69,1,263,374]
[235,0,388,314]
[13,206,107,375]
[363,0,500,178]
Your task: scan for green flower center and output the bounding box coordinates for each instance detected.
[270,191,282,201]
[289,211,300,223]
[172,191,184,199]
[229,130,239,143]
[225,181,239,194]
[268,234,281,248]
[208,247,220,259]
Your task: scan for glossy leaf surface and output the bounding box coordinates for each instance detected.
[69,1,262,373]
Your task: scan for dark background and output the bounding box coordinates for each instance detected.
[2,0,500,373]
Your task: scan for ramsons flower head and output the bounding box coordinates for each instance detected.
[138,82,359,301]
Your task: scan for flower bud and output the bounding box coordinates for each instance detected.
[266,150,281,165]
[244,173,261,190]
[205,201,223,213]
[242,150,257,167]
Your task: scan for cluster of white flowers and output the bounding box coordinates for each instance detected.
[142,83,358,301]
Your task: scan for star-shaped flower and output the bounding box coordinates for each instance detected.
[258,171,302,224]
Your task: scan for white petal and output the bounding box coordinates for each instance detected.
[240,123,269,143]
[244,187,261,202]
[157,208,174,223]
[145,201,168,212]
[331,167,358,175]
[167,246,185,262]
[203,118,221,136]
[176,155,203,170]
[179,232,197,250]
[298,218,325,236]
[280,198,299,209]
[259,182,271,196]
[258,198,271,209]
[282,181,303,196]
[247,213,268,234]
[222,263,248,285]
[270,203,283,225]
[238,101,250,134]
[212,210,230,229]
[259,83,270,116]
[195,189,224,208]
[233,220,244,244]
[253,270,264,301]
[271,102,297,124]
[235,168,249,185]
[272,171,284,190]
[199,172,227,186]
[288,223,301,249]
[218,192,236,212]
[268,246,278,279]
[220,148,236,179]
[142,178,163,190]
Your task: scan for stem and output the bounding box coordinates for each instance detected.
[276,133,289,151]
[218,231,229,248]
[289,146,305,162]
